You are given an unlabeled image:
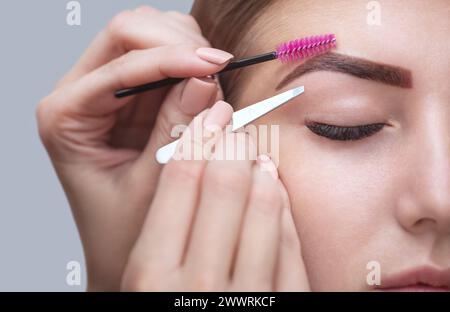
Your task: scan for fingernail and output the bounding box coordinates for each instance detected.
[257,154,279,180]
[203,101,233,131]
[196,47,234,65]
[204,74,216,81]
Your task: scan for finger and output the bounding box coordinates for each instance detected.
[134,5,161,14]
[132,76,218,178]
[183,132,256,288]
[134,9,207,46]
[53,45,233,117]
[242,155,310,291]
[231,155,283,291]
[163,11,204,38]
[59,8,210,86]
[128,101,233,272]
[121,109,209,291]
[137,10,209,53]
[275,178,311,291]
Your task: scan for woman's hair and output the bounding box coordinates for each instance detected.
[191,0,275,103]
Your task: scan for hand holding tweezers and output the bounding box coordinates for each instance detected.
[155,86,305,164]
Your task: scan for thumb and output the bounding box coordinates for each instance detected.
[131,76,219,180]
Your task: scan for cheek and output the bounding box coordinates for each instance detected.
[277,127,397,290]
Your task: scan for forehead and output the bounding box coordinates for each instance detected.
[233,0,449,107]
[251,0,449,58]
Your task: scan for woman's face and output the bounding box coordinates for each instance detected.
[232,0,450,290]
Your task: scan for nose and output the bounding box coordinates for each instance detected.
[396,102,450,235]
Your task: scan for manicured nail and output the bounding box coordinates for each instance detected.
[257,154,279,180]
[204,74,215,80]
[196,47,234,65]
[203,100,233,131]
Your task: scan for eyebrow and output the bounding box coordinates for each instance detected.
[275,52,413,90]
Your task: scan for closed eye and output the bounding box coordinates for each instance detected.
[306,122,385,141]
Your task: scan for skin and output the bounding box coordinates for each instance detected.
[37,0,449,291]
[37,6,231,290]
[37,6,308,291]
[122,102,309,291]
[231,0,450,290]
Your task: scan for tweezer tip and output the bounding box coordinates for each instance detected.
[292,86,305,96]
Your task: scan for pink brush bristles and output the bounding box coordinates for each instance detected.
[276,34,336,63]
[114,34,337,98]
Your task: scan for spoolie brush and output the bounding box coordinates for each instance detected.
[115,34,336,98]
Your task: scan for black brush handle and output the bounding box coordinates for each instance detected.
[114,52,277,98]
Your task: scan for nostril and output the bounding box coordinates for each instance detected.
[410,218,437,234]
[413,218,436,229]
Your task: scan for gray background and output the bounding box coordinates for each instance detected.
[0,0,193,291]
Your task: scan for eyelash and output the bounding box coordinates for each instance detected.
[306,122,385,141]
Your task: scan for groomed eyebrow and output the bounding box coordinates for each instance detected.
[275,52,413,90]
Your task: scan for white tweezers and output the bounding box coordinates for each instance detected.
[155,85,305,164]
